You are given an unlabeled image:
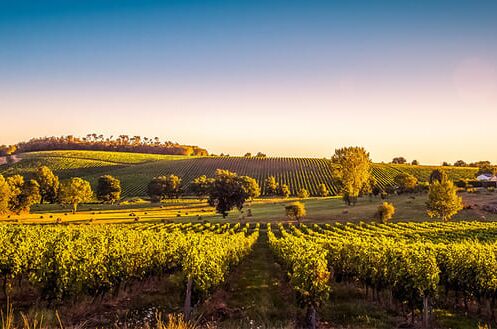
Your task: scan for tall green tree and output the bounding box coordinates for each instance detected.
[331,147,372,206]
[0,175,11,214]
[59,178,93,212]
[34,166,59,204]
[96,175,121,203]
[429,169,448,184]
[147,175,183,202]
[6,175,24,212]
[207,169,260,218]
[285,202,306,224]
[265,176,279,195]
[17,180,41,213]
[426,176,463,221]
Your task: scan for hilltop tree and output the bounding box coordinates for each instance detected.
[190,175,214,199]
[426,176,463,221]
[147,175,183,202]
[297,188,310,199]
[34,166,59,204]
[96,175,121,203]
[0,175,11,214]
[207,169,260,218]
[453,160,467,167]
[256,152,266,157]
[318,184,329,197]
[59,177,93,213]
[429,169,448,184]
[442,161,451,167]
[331,147,372,206]
[411,160,419,165]
[244,152,252,157]
[265,176,279,195]
[278,184,291,198]
[394,173,418,193]
[392,157,407,164]
[285,202,306,224]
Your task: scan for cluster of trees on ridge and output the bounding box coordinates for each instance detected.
[0,134,208,156]
[0,147,467,222]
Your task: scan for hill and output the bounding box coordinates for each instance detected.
[0,150,478,197]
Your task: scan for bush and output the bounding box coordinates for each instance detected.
[375,202,395,223]
[285,202,306,224]
[297,188,310,199]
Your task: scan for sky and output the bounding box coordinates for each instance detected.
[1,0,496,164]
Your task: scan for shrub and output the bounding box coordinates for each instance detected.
[285,202,306,224]
[375,202,395,223]
[297,188,310,199]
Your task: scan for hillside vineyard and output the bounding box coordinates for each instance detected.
[0,151,477,197]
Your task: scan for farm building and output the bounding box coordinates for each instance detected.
[477,173,497,182]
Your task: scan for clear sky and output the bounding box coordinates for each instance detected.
[1,0,496,164]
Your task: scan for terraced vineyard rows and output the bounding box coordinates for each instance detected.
[0,151,478,197]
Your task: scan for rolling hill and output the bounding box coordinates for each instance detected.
[0,150,478,197]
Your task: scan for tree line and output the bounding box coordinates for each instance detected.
[0,134,208,156]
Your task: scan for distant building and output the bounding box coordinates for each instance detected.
[477,173,497,182]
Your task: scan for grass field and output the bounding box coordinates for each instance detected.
[3,189,496,225]
[0,150,478,198]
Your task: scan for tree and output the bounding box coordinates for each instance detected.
[96,175,121,203]
[256,152,266,157]
[476,165,497,177]
[297,188,310,199]
[429,169,448,184]
[16,180,41,213]
[442,161,451,167]
[265,176,279,195]
[244,152,252,157]
[331,147,372,206]
[207,169,260,218]
[278,184,291,198]
[394,173,418,193]
[375,202,395,223]
[190,175,214,199]
[147,175,182,202]
[411,160,419,165]
[453,160,467,167]
[285,202,306,224]
[6,175,24,213]
[34,166,59,204]
[392,157,407,164]
[0,175,11,214]
[58,178,93,212]
[318,184,329,197]
[426,176,463,221]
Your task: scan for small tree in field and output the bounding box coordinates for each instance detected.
[392,157,407,164]
[375,202,395,223]
[426,176,463,221]
[278,184,291,198]
[285,202,306,224]
[59,177,93,212]
[34,166,59,204]
[17,180,41,213]
[147,175,182,202]
[331,147,372,206]
[297,188,310,199]
[265,176,279,195]
[207,169,260,218]
[318,184,329,197]
[96,175,121,204]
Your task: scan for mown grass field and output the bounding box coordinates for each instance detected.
[3,190,496,225]
[0,150,478,198]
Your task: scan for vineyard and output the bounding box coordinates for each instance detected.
[268,220,497,327]
[0,150,478,197]
[0,222,259,320]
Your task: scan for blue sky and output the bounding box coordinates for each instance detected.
[1,0,497,163]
